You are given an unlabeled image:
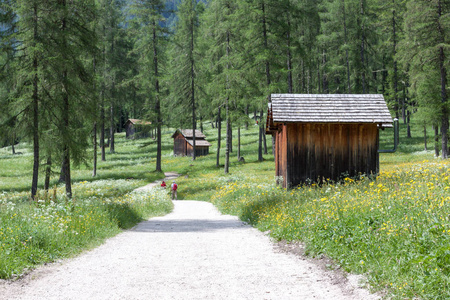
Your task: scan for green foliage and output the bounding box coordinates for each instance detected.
[166,0,201,129]
[2,0,450,294]
[1,100,448,298]
[211,159,450,299]
[0,179,172,279]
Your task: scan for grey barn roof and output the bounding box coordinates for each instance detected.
[172,129,206,139]
[186,139,211,147]
[125,119,152,125]
[271,94,393,126]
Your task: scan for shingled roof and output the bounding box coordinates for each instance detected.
[185,139,211,147]
[270,94,393,127]
[126,119,152,126]
[172,129,206,139]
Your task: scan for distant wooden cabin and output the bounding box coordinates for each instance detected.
[266,94,393,188]
[172,129,211,157]
[125,119,152,139]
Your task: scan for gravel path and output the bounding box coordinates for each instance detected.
[0,178,380,300]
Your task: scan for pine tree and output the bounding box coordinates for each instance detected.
[319,0,351,93]
[38,0,97,197]
[168,0,203,160]
[319,0,379,94]
[0,0,18,154]
[129,0,167,172]
[201,0,240,173]
[13,0,46,199]
[400,0,450,158]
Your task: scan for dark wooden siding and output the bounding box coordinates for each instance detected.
[186,143,194,157]
[125,124,135,139]
[173,133,186,156]
[186,144,209,157]
[125,123,150,139]
[275,124,288,188]
[195,146,209,156]
[174,133,210,157]
[283,123,378,187]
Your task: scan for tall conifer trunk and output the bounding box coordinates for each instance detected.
[190,2,196,160]
[93,121,97,177]
[392,0,399,119]
[286,10,293,93]
[359,0,366,93]
[224,31,230,174]
[100,99,106,161]
[11,132,16,155]
[59,0,72,198]
[44,155,51,191]
[216,107,221,168]
[438,0,448,158]
[260,1,270,162]
[109,27,115,153]
[258,110,263,161]
[31,2,39,200]
[245,105,249,130]
[63,77,72,198]
[342,0,351,93]
[237,126,240,159]
[423,124,427,151]
[109,99,115,153]
[100,31,106,161]
[435,125,440,157]
[44,154,52,191]
[93,59,98,177]
[225,99,230,174]
[153,20,162,172]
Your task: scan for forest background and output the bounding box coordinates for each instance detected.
[1,1,450,299]
[1,0,449,199]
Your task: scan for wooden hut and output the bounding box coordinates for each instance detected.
[125,119,152,139]
[172,129,211,157]
[266,94,393,188]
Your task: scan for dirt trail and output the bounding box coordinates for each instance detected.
[0,174,380,300]
[134,172,180,191]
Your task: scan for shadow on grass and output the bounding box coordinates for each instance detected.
[97,161,150,170]
[106,202,144,229]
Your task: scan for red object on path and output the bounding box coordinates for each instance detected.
[161,181,166,188]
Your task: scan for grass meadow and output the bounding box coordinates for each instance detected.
[1,119,449,299]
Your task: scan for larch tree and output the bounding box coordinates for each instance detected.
[13,0,45,199]
[129,0,167,172]
[203,0,250,173]
[238,0,275,161]
[0,0,18,154]
[43,0,97,197]
[400,0,450,158]
[319,0,352,93]
[168,0,203,160]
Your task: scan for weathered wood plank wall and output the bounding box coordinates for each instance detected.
[173,133,186,156]
[276,123,378,187]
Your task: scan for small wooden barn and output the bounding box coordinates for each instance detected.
[266,94,393,188]
[125,119,152,139]
[172,129,211,157]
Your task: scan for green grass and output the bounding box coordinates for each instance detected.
[0,180,173,279]
[0,133,175,279]
[1,118,449,299]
